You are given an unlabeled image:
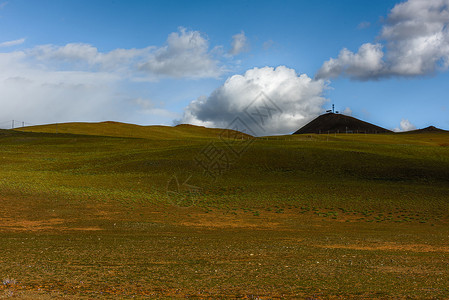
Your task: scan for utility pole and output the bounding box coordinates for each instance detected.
[332,104,335,113]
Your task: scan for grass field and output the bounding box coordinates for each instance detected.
[1,123,448,298]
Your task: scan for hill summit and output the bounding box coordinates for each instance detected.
[293,113,392,134]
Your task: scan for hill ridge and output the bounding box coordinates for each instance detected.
[400,126,448,134]
[15,121,253,140]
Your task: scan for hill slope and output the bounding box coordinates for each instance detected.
[294,113,392,134]
[16,121,252,140]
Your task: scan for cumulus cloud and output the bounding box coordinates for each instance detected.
[229,31,249,56]
[181,66,328,136]
[139,27,223,78]
[317,43,385,80]
[317,0,449,80]
[0,38,25,48]
[394,119,416,132]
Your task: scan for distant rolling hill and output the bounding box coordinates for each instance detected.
[398,126,448,134]
[15,121,252,140]
[11,120,449,147]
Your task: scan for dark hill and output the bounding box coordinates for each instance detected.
[294,113,392,134]
[399,126,448,134]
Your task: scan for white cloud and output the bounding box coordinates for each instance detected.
[229,31,249,56]
[317,0,449,80]
[30,43,102,66]
[181,66,328,136]
[393,119,416,132]
[317,43,385,80]
[138,27,223,78]
[29,43,152,73]
[0,38,25,47]
[357,21,371,29]
[342,107,352,116]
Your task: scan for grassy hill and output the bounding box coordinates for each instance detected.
[1,123,449,298]
[4,124,449,209]
[15,121,251,140]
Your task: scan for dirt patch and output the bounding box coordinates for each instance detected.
[375,265,437,274]
[0,218,65,231]
[63,226,103,231]
[179,219,281,228]
[0,217,103,232]
[177,212,282,229]
[314,242,449,253]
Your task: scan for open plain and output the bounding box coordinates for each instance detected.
[0,123,448,298]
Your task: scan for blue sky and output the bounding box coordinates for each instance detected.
[0,0,448,133]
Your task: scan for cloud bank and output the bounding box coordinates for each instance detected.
[139,27,224,78]
[0,49,126,126]
[0,28,239,126]
[27,27,223,79]
[317,0,449,80]
[181,66,328,136]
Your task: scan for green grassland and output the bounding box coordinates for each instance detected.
[1,123,448,298]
